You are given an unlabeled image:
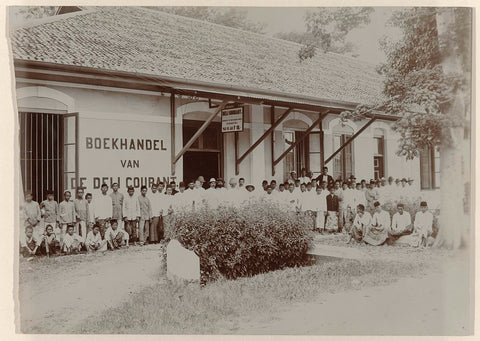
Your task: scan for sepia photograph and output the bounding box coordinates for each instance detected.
[7,3,475,336]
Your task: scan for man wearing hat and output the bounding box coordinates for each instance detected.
[204,178,219,208]
[207,178,216,190]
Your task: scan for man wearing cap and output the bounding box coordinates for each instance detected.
[315,167,334,187]
[197,176,206,189]
[203,178,219,208]
[396,201,433,247]
[386,203,413,245]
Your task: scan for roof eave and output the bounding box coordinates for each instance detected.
[14,59,397,121]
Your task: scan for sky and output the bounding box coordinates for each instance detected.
[244,7,402,65]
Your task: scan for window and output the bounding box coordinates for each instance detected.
[308,132,322,175]
[420,147,440,189]
[332,124,354,181]
[182,120,221,151]
[373,128,385,179]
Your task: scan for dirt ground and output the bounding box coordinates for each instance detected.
[17,237,472,335]
[17,244,164,333]
[233,248,472,335]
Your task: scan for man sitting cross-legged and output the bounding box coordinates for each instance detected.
[105,219,129,250]
[386,203,413,245]
[347,204,372,244]
[85,224,107,253]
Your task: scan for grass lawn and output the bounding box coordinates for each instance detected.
[74,239,454,334]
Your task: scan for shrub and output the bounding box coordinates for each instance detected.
[166,198,314,283]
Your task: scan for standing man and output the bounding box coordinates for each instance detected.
[123,186,140,246]
[315,167,334,187]
[110,183,124,231]
[238,177,245,189]
[74,187,88,241]
[137,185,152,246]
[93,183,113,239]
[148,183,161,244]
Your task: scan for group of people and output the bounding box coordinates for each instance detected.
[20,166,433,259]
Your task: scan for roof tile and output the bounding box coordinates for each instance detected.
[11,6,385,105]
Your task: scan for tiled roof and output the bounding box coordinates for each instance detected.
[11,6,385,105]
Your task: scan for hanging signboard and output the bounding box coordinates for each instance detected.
[221,105,244,133]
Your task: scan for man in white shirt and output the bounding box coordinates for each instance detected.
[364,201,390,246]
[313,186,328,231]
[92,183,113,239]
[148,183,162,243]
[387,203,413,245]
[353,183,367,208]
[414,201,433,239]
[123,186,139,245]
[347,204,372,244]
[298,168,311,185]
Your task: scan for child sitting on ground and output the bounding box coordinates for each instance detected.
[20,226,40,258]
[85,224,107,253]
[105,219,129,250]
[42,224,60,256]
[61,224,84,254]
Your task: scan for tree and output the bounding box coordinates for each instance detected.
[277,7,374,60]
[337,8,471,249]
[13,6,58,20]
[152,7,266,34]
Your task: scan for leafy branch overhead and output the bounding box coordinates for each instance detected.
[337,8,471,160]
[291,7,374,60]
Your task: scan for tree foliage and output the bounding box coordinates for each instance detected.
[12,6,58,20]
[340,8,471,159]
[152,7,266,34]
[286,7,373,60]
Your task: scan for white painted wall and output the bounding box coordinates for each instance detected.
[16,82,425,195]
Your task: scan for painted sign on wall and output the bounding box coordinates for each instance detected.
[75,117,177,191]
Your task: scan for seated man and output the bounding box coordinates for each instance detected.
[363,201,390,246]
[105,219,129,250]
[41,224,60,256]
[85,224,108,253]
[20,225,40,258]
[61,224,84,254]
[387,203,413,245]
[347,204,372,244]
[396,201,434,247]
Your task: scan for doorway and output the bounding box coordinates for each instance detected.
[19,112,78,203]
[182,120,222,185]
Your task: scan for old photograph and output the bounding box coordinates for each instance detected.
[8,5,474,335]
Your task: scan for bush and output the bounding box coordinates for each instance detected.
[166,198,314,283]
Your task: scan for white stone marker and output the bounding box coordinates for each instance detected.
[166,239,200,282]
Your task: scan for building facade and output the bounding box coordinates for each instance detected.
[12,7,435,204]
